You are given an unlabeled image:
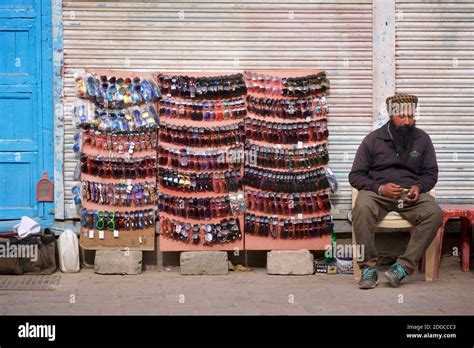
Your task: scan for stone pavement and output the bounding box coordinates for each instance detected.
[0,256,472,316]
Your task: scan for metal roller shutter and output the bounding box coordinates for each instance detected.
[61,0,374,219]
[395,0,474,203]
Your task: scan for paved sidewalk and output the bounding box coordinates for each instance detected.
[0,256,472,315]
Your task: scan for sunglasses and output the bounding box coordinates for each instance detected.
[81,208,154,233]
[243,165,330,193]
[280,72,330,97]
[73,133,81,155]
[86,104,158,133]
[84,129,157,154]
[243,71,281,95]
[159,168,242,193]
[73,101,95,127]
[245,143,329,169]
[71,184,82,206]
[157,73,247,99]
[244,118,328,145]
[159,121,245,148]
[81,155,156,179]
[160,216,242,244]
[158,145,244,171]
[75,74,161,108]
[245,213,332,239]
[158,96,247,121]
[158,193,236,220]
[82,180,156,207]
[245,189,331,216]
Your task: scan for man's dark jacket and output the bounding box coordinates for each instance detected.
[349,122,438,194]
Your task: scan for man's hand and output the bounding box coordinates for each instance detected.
[405,185,421,203]
[379,183,403,199]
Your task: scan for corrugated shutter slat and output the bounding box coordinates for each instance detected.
[62,0,373,218]
[396,0,474,204]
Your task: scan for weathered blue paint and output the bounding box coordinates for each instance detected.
[52,0,64,220]
[0,0,54,232]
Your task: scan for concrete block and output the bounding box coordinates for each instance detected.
[267,250,314,275]
[180,251,228,275]
[94,250,143,275]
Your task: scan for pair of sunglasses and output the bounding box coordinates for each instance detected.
[71,184,82,206]
[158,193,234,220]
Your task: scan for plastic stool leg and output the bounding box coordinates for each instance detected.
[460,217,470,272]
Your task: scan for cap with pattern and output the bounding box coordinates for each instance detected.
[386,93,418,116]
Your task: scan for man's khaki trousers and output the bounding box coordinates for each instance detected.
[352,190,443,275]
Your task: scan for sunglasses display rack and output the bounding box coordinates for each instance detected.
[242,70,333,250]
[156,72,247,251]
[75,70,160,251]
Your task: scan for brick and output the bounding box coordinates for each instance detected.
[267,250,314,275]
[180,251,228,275]
[94,250,142,275]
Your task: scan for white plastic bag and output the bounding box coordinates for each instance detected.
[13,216,41,239]
[57,229,80,273]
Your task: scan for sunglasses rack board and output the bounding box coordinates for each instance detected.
[156,71,246,252]
[242,69,333,251]
[77,70,160,251]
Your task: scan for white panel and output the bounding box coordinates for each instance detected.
[62,0,373,218]
[396,0,474,203]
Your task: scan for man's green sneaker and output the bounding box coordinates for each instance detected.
[384,262,407,287]
[359,268,378,289]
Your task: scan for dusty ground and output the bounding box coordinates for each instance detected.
[0,256,472,315]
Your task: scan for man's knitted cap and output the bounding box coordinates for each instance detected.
[386,93,418,116]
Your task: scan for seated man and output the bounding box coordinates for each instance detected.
[349,93,443,290]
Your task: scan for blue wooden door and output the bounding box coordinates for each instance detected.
[0,0,54,231]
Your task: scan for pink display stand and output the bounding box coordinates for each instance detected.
[243,69,332,251]
[79,70,158,251]
[157,71,245,252]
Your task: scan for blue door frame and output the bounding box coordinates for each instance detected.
[0,0,54,232]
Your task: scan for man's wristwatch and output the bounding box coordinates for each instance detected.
[378,185,384,196]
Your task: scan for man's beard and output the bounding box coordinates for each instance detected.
[391,121,415,153]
